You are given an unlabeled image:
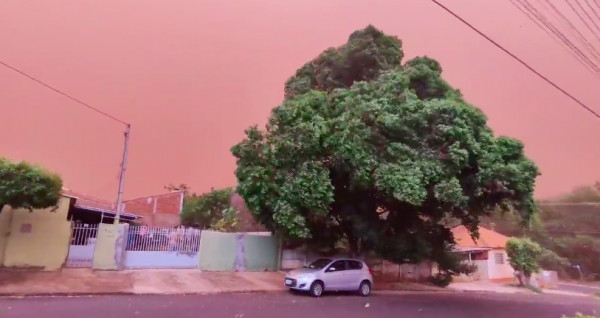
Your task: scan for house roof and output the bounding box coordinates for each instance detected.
[61,188,183,218]
[122,191,184,215]
[451,225,510,249]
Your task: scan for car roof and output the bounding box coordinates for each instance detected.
[330,258,365,262]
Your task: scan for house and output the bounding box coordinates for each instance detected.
[62,188,184,227]
[121,192,184,227]
[451,225,514,282]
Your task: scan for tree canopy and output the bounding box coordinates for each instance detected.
[0,158,63,211]
[231,25,539,273]
[180,187,238,231]
[506,237,542,285]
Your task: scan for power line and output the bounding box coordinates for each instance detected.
[566,0,600,43]
[512,0,600,77]
[585,0,600,27]
[429,0,600,120]
[535,0,600,68]
[0,61,129,126]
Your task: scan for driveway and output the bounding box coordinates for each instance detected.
[0,292,597,318]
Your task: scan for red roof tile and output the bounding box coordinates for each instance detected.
[62,188,184,215]
[451,225,510,249]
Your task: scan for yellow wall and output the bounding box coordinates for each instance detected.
[0,205,13,265]
[92,223,128,270]
[2,197,72,270]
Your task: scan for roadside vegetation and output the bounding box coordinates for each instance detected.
[230,25,539,281]
[482,182,600,281]
[0,157,62,212]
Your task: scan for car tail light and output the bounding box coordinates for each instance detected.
[368,267,373,275]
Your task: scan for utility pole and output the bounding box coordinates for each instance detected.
[114,124,131,224]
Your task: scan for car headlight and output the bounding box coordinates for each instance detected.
[298,273,313,279]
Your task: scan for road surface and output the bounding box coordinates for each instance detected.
[0,291,597,318]
[559,283,600,296]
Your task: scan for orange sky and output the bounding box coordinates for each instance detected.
[1,0,599,201]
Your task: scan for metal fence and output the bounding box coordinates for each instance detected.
[126,226,201,253]
[67,223,99,267]
[70,223,99,245]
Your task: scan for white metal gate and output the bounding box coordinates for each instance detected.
[66,223,98,268]
[124,226,201,269]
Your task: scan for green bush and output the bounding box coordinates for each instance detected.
[538,248,570,274]
[428,273,453,287]
[562,313,600,318]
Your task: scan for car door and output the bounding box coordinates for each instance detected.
[322,260,347,291]
[341,260,363,290]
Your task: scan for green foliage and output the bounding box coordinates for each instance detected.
[232,26,539,271]
[180,187,239,231]
[506,237,543,277]
[485,182,600,279]
[211,207,239,232]
[284,25,403,99]
[0,158,62,211]
[562,314,600,318]
[538,248,570,273]
[428,273,453,287]
[554,235,600,279]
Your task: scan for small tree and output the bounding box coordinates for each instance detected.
[506,237,543,286]
[0,158,62,212]
[180,187,239,231]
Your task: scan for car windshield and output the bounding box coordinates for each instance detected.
[306,258,333,269]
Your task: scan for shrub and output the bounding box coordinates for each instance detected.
[538,248,570,275]
[562,314,600,318]
[428,273,453,287]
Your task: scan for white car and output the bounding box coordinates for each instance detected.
[284,258,374,297]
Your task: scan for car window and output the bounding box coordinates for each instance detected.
[327,260,347,272]
[307,258,332,269]
[347,260,363,270]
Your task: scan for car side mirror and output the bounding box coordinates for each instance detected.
[327,267,336,272]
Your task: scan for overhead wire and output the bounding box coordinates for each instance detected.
[0,61,129,126]
[511,0,600,77]
[429,0,600,120]
[565,0,600,43]
[575,0,600,34]
[584,0,600,31]
[535,0,600,66]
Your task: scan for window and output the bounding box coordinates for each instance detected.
[495,252,504,265]
[307,259,333,269]
[347,260,363,270]
[327,260,347,272]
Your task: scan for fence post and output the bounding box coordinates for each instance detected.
[92,223,129,270]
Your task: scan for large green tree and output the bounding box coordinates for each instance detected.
[231,26,539,273]
[0,158,62,212]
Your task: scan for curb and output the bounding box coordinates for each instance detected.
[0,289,286,298]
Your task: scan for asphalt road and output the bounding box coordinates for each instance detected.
[0,292,598,318]
[559,283,600,296]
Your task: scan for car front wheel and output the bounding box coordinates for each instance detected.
[310,281,324,297]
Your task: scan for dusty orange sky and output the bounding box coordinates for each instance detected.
[1,0,599,201]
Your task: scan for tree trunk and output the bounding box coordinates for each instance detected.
[522,273,531,287]
[515,271,531,287]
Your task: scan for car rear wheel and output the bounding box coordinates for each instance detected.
[359,281,371,297]
[310,281,324,297]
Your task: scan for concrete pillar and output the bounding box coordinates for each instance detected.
[92,223,129,270]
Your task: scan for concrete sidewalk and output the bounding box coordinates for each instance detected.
[0,269,287,296]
